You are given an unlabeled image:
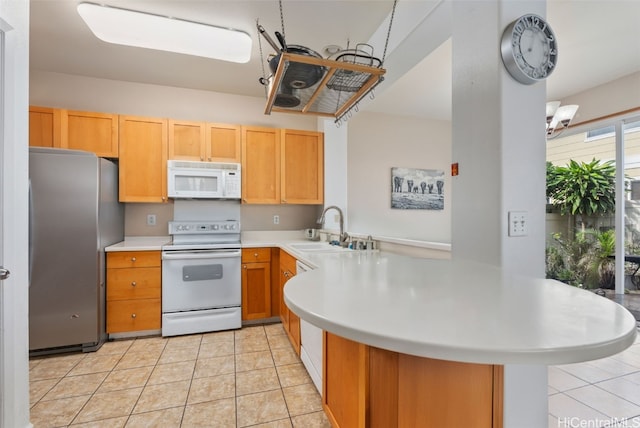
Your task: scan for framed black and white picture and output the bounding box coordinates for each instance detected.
[391,167,444,210]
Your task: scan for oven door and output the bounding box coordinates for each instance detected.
[162,249,241,312]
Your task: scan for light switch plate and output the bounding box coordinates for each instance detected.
[508,211,527,237]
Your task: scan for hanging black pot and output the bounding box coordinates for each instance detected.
[268,31,325,90]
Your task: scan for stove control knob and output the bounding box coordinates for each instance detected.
[213,225,219,230]
[229,224,236,230]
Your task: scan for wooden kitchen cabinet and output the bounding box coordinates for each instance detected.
[29,106,61,148]
[61,110,119,157]
[280,249,300,354]
[168,119,206,161]
[324,332,368,428]
[118,115,168,203]
[106,251,161,333]
[168,120,241,163]
[281,129,324,204]
[206,123,242,162]
[323,331,504,428]
[241,126,281,204]
[241,248,272,320]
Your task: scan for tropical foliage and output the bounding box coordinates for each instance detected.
[546,229,616,289]
[546,159,616,217]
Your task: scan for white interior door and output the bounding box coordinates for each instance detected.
[0,4,30,426]
[0,26,6,426]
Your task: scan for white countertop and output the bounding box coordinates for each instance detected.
[283,250,638,365]
[105,236,171,252]
[104,231,637,365]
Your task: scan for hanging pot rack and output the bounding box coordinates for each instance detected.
[264,51,386,120]
[257,0,397,124]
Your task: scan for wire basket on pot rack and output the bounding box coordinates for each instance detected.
[326,44,382,93]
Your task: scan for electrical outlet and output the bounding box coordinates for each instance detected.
[508,211,527,237]
[273,215,280,225]
[146,214,157,226]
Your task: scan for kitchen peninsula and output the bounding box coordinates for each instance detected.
[283,250,638,427]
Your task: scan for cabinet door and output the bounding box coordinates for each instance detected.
[62,110,119,157]
[241,126,280,204]
[168,119,206,161]
[279,265,291,329]
[323,332,368,428]
[29,106,61,148]
[119,116,168,202]
[280,250,300,353]
[281,129,324,204]
[242,262,271,320]
[206,123,241,162]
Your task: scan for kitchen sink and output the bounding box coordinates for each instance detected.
[288,242,348,252]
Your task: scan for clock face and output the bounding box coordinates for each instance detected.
[501,14,558,85]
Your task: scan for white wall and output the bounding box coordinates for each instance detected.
[0,0,31,426]
[563,71,640,127]
[29,70,318,130]
[347,111,451,243]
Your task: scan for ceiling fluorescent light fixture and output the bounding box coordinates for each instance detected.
[77,2,251,63]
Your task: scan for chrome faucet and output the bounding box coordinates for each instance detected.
[317,205,348,245]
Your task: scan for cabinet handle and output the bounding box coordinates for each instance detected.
[131,281,137,287]
[131,313,137,319]
[254,253,258,258]
[131,257,136,262]
[243,265,247,269]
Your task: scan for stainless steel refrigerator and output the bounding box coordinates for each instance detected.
[29,147,124,354]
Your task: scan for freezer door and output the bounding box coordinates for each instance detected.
[29,148,101,351]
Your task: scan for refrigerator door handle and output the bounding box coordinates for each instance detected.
[28,178,33,286]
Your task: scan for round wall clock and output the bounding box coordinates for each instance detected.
[500,14,558,85]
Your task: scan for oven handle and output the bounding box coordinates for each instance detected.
[162,250,241,260]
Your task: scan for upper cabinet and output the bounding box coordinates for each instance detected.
[168,119,206,161]
[29,107,118,157]
[241,126,281,204]
[206,123,241,163]
[29,106,61,148]
[61,110,119,158]
[241,127,324,205]
[281,129,324,205]
[30,105,323,205]
[119,115,168,203]
[168,120,241,163]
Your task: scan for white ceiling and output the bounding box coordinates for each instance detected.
[29,0,640,121]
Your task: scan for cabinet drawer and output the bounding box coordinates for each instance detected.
[107,251,161,268]
[107,267,161,300]
[242,247,271,263]
[107,299,161,333]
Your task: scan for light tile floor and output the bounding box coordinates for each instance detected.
[549,325,640,428]
[30,322,640,428]
[29,323,331,428]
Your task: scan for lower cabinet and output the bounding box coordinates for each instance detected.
[106,251,161,333]
[323,331,504,428]
[280,249,300,354]
[241,248,272,320]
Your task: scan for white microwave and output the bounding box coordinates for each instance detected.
[167,160,241,199]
